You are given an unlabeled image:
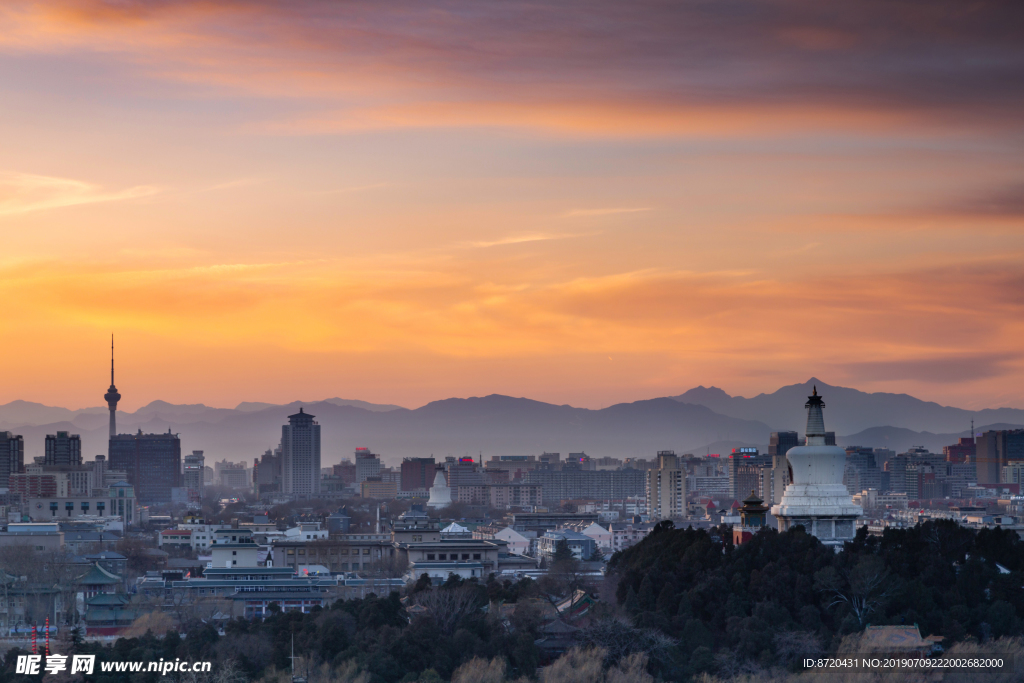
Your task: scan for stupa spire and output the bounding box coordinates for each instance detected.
[804,385,826,445]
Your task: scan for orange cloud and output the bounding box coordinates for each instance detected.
[0,172,158,216]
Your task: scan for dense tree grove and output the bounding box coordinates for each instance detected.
[609,519,1024,675]
[2,520,1022,682]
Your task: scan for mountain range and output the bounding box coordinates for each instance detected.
[0,379,1020,466]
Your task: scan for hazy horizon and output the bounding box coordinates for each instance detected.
[4,375,1023,415]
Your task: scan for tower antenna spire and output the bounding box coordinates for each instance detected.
[104,334,121,439]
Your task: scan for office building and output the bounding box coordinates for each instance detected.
[524,467,644,505]
[769,431,800,458]
[727,448,770,500]
[255,448,282,494]
[26,481,136,524]
[355,448,381,483]
[183,451,204,505]
[360,478,398,499]
[0,432,24,490]
[444,457,488,491]
[108,429,181,504]
[281,408,321,499]
[646,451,685,520]
[768,431,799,506]
[976,429,1024,485]
[44,431,82,468]
[401,457,436,491]
[944,437,976,464]
[844,447,882,495]
[216,460,250,489]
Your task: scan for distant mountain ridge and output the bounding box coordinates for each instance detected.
[672,378,1024,434]
[1,395,771,465]
[1,380,1021,464]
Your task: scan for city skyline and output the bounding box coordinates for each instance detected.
[0,1,1022,412]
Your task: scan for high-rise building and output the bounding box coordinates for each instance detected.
[727,448,770,500]
[108,429,182,504]
[0,432,24,489]
[184,451,205,505]
[769,432,800,457]
[255,448,283,494]
[944,437,976,464]
[646,451,685,520]
[217,461,250,489]
[768,431,799,505]
[355,448,381,483]
[281,408,321,499]
[104,335,120,439]
[401,457,436,491]
[843,446,881,495]
[524,467,645,505]
[975,430,1024,485]
[44,431,82,468]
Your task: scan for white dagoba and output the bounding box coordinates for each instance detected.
[771,386,862,545]
[427,468,452,509]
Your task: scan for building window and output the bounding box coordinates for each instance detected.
[363,548,369,555]
[461,554,469,560]
[473,553,481,560]
[426,554,435,560]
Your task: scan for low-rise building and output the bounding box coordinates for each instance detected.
[210,528,260,568]
[608,522,654,552]
[285,522,328,541]
[159,529,193,549]
[401,538,512,580]
[538,530,596,560]
[271,535,393,573]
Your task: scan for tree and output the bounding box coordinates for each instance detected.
[815,555,890,628]
[450,656,505,683]
[552,539,574,564]
[413,585,483,636]
[590,546,605,563]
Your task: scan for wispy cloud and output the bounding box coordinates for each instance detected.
[465,233,588,249]
[311,182,389,195]
[563,207,652,218]
[0,172,158,216]
[204,178,263,191]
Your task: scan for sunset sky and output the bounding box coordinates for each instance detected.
[1,0,1022,412]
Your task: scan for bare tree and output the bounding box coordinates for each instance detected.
[45,549,85,626]
[541,647,605,683]
[815,555,890,627]
[413,585,483,636]
[451,657,507,683]
[367,552,408,580]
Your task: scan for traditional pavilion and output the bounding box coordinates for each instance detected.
[732,490,770,545]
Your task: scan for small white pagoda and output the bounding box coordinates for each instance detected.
[426,468,452,509]
[771,386,862,545]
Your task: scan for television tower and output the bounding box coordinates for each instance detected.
[104,335,121,438]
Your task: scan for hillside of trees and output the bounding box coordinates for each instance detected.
[610,520,1024,676]
[3,520,1024,682]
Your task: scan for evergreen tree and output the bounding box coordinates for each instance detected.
[552,538,574,564]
